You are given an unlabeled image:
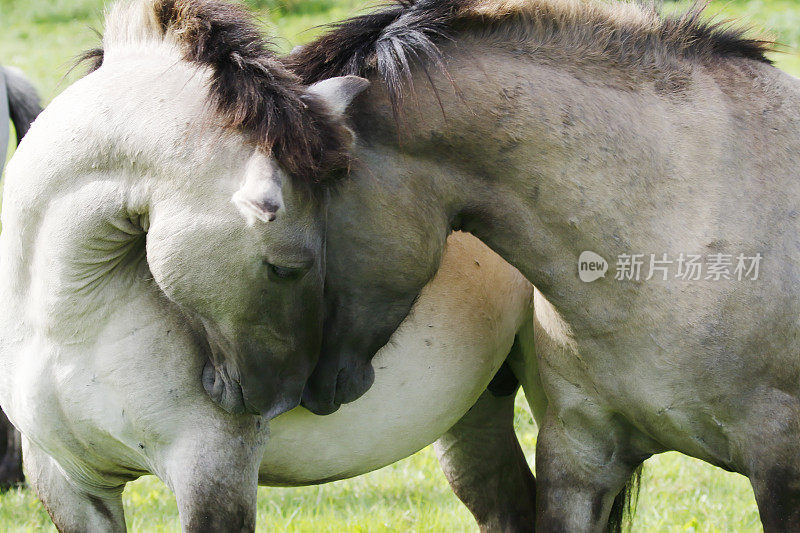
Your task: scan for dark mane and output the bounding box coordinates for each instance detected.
[286,0,775,111]
[84,0,354,188]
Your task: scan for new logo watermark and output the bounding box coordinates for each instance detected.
[578,251,608,282]
[578,251,762,283]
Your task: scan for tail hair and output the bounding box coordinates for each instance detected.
[607,464,644,533]
[3,66,42,144]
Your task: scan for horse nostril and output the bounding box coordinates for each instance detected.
[333,363,375,406]
[301,386,340,416]
[254,199,280,214]
[202,360,247,415]
[253,199,280,221]
[202,361,222,399]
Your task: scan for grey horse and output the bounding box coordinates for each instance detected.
[285,0,800,530]
[0,65,42,488]
[0,1,542,530]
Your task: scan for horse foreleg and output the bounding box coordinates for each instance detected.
[751,471,800,531]
[434,383,536,532]
[747,427,800,531]
[0,409,24,488]
[165,420,267,533]
[23,437,126,533]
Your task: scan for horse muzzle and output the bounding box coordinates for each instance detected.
[202,359,303,419]
[300,358,375,415]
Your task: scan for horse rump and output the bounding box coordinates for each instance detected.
[3,66,42,143]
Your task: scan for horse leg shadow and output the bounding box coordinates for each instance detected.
[434,350,536,532]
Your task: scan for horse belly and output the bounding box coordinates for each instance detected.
[258,233,532,485]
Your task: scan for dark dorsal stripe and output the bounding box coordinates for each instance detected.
[286,0,775,113]
[82,0,353,189]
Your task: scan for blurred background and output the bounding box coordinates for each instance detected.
[0,0,791,530]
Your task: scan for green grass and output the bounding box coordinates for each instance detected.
[0,0,788,529]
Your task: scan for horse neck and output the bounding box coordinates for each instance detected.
[0,158,152,340]
[350,37,780,317]
[0,54,233,342]
[351,40,596,291]
[0,101,151,342]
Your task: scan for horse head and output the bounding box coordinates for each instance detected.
[15,0,368,419]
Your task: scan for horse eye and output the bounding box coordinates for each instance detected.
[266,263,304,282]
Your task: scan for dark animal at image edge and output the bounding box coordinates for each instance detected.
[0,65,42,488]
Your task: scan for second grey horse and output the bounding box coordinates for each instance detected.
[287,0,799,530]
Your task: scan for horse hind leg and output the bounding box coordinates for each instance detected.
[22,437,126,532]
[434,360,536,532]
[0,409,24,489]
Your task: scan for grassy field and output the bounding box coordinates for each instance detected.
[0,0,793,530]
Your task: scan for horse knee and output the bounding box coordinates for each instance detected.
[177,483,256,533]
[170,455,260,533]
[535,413,644,533]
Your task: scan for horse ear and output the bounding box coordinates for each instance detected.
[232,152,284,224]
[306,76,370,117]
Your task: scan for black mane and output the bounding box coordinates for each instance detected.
[286,0,775,112]
[83,0,355,189]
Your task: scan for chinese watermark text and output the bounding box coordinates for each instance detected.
[578,252,762,283]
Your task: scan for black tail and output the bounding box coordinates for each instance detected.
[3,66,42,144]
[607,464,644,533]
